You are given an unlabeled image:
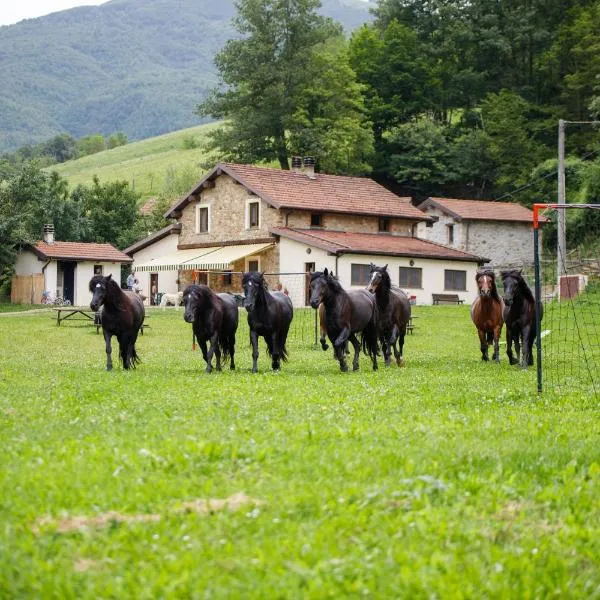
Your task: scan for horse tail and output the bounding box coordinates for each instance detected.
[486,331,494,345]
[120,340,141,369]
[361,324,380,359]
[279,330,289,362]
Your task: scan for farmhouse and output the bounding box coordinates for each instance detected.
[129,161,488,305]
[416,197,541,269]
[12,224,132,305]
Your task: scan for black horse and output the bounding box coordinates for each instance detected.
[367,263,411,367]
[89,274,145,370]
[242,272,294,373]
[501,269,542,368]
[182,284,239,373]
[310,269,379,372]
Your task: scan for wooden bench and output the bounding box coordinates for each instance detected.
[406,315,417,334]
[432,293,464,305]
[54,307,95,326]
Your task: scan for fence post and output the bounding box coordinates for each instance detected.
[533,222,543,394]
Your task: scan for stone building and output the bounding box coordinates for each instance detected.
[416,197,541,270]
[130,162,488,305]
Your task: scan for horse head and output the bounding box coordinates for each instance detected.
[309,268,335,308]
[501,269,523,307]
[367,264,388,294]
[476,270,497,299]
[242,271,267,312]
[89,274,113,311]
[182,285,202,323]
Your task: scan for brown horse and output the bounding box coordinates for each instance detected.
[470,270,504,362]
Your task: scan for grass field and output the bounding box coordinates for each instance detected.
[1,304,599,598]
[48,123,221,200]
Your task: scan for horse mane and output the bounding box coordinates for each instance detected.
[187,284,216,309]
[372,265,391,295]
[501,269,534,303]
[476,269,501,301]
[311,270,344,295]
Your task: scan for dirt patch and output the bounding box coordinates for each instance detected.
[73,558,101,572]
[33,492,262,534]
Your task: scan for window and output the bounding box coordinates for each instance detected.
[310,213,322,227]
[246,200,260,228]
[399,267,422,288]
[426,221,433,228]
[378,217,390,232]
[247,259,260,272]
[351,264,371,286]
[195,203,210,233]
[223,270,233,285]
[447,224,454,245]
[445,269,466,291]
[93,265,103,275]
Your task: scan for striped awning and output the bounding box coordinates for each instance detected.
[134,242,274,272]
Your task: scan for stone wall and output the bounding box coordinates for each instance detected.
[178,174,283,246]
[285,211,414,235]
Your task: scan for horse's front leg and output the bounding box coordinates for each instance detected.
[334,326,350,371]
[348,333,362,371]
[492,325,502,363]
[521,325,532,369]
[270,331,281,371]
[478,329,489,361]
[506,328,517,365]
[380,334,391,367]
[198,338,208,365]
[250,330,260,373]
[205,332,220,373]
[103,329,113,371]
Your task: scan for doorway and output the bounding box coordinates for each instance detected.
[150,273,158,305]
[59,261,76,305]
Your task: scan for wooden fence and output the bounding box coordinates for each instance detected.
[10,274,44,304]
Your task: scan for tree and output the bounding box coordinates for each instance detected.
[107,132,128,149]
[197,0,342,169]
[73,177,140,249]
[288,36,374,175]
[76,134,105,157]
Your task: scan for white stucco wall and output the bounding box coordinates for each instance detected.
[278,237,480,305]
[77,262,122,307]
[131,234,179,302]
[417,207,535,268]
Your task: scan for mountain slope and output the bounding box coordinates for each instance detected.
[0,0,371,152]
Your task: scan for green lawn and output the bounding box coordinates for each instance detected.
[1,305,598,598]
[48,123,222,200]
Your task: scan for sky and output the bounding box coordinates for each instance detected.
[0,1,110,27]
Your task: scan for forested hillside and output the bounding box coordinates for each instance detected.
[0,0,370,152]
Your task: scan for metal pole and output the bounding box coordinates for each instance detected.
[557,119,566,279]
[533,225,543,394]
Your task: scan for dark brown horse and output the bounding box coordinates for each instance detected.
[90,274,145,370]
[309,269,379,372]
[367,263,411,366]
[501,269,542,368]
[470,270,504,362]
[242,271,294,373]
[182,284,239,373]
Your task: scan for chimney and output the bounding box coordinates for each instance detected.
[291,156,302,173]
[303,156,316,179]
[43,223,55,245]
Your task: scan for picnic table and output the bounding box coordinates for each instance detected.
[53,307,96,326]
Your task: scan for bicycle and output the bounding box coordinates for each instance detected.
[41,291,71,306]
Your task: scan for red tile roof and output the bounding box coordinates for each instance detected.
[139,197,158,215]
[271,228,488,263]
[167,163,429,220]
[421,197,543,223]
[31,241,132,262]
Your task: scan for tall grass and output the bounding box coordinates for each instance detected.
[0,305,598,597]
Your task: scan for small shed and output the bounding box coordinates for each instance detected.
[12,225,132,305]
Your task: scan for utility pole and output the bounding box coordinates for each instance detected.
[557,119,566,278]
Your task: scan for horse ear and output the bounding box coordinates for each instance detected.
[383,264,388,271]
[323,267,329,277]
[106,274,112,281]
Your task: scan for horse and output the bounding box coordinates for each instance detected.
[501,269,543,368]
[89,274,145,371]
[182,284,239,373]
[366,263,411,367]
[309,268,379,372]
[160,291,183,310]
[470,270,504,362]
[242,271,294,373]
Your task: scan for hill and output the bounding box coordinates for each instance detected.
[48,122,221,199]
[0,0,371,152]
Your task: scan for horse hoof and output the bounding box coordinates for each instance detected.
[397,358,405,367]
[340,364,348,372]
[320,342,329,351]
[509,358,519,365]
[352,364,360,371]
[482,355,489,362]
